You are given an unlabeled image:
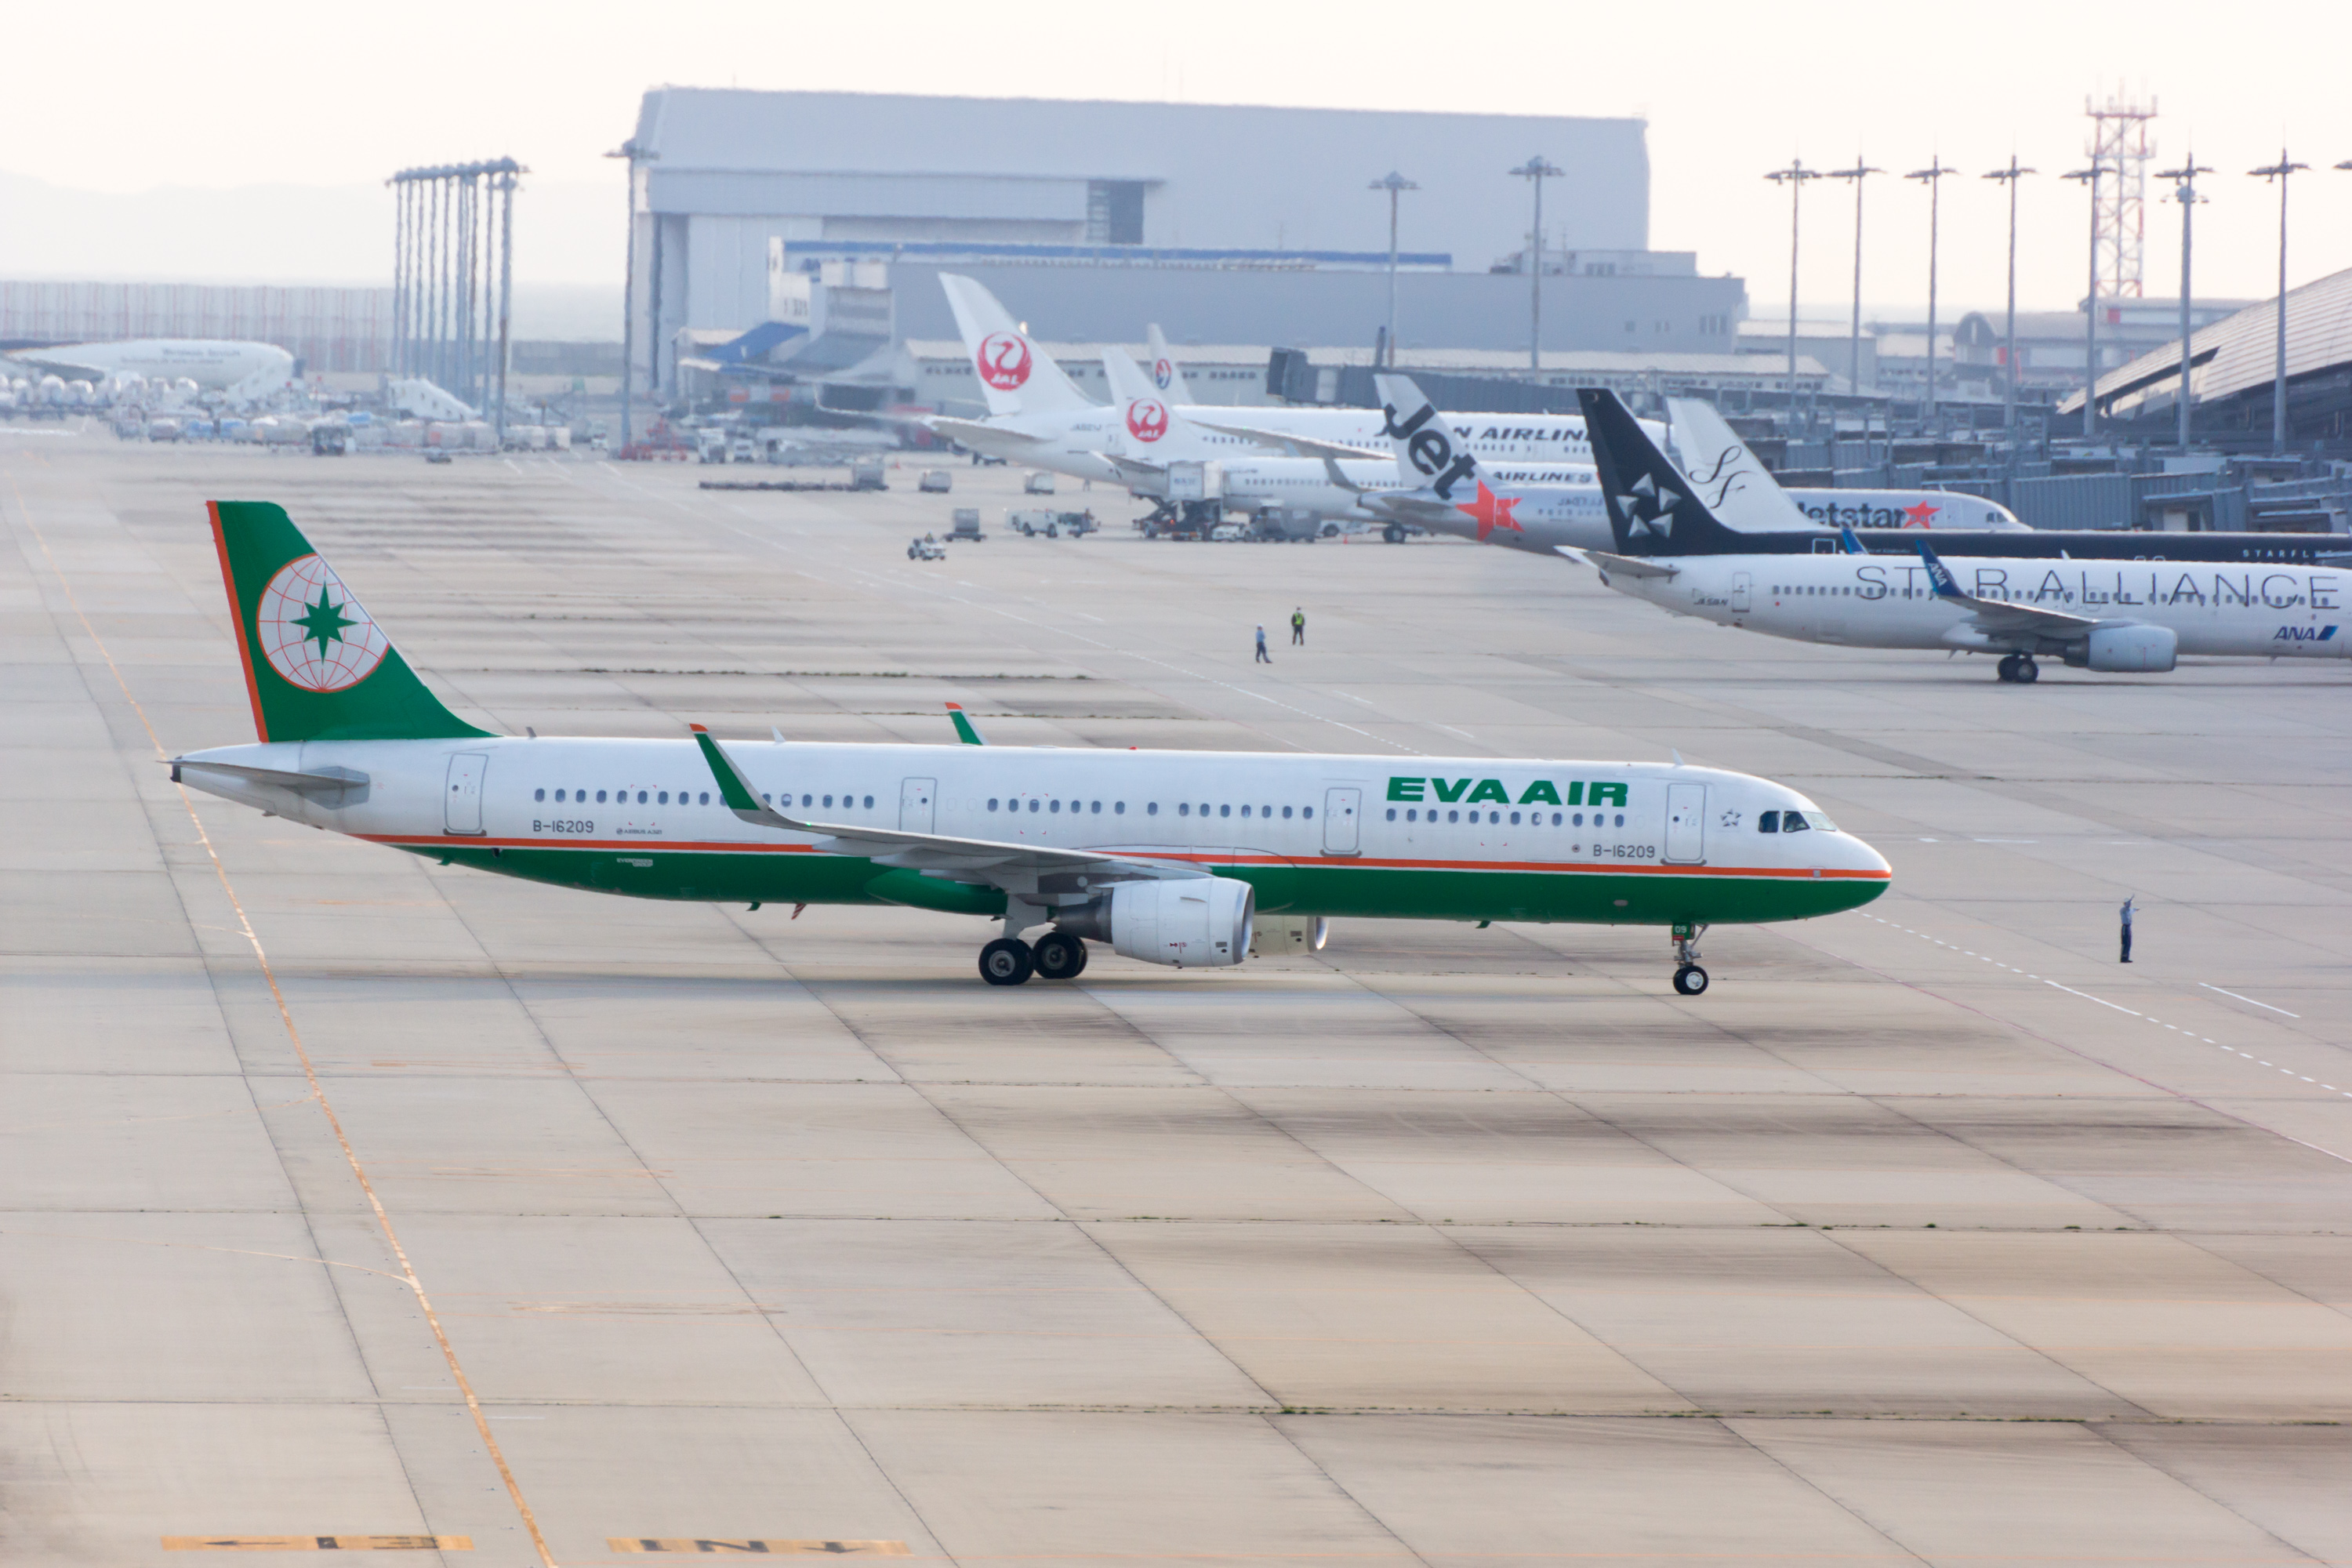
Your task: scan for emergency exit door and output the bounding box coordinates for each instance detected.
[445,753,488,835]
[1664,782,1707,863]
[899,777,936,833]
[1322,787,1360,855]
[1731,572,1751,613]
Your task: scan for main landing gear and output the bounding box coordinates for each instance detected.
[977,930,1091,986]
[1995,652,2040,684]
[1671,924,1709,996]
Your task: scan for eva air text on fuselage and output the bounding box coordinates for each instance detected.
[1388,777,1628,807]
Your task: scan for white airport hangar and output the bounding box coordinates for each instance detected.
[618,89,1749,398]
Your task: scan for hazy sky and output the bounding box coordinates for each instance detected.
[9,0,2350,318]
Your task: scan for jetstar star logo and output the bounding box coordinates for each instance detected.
[1455,480,1523,540]
[1126,398,1170,442]
[1902,501,1941,528]
[255,554,390,691]
[977,332,1033,390]
[1152,357,1174,390]
[1613,471,1683,542]
[1381,398,1479,499]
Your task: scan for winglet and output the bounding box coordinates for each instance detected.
[691,724,798,829]
[1915,539,1966,601]
[946,702,988,745]
[1839,525,1867,556]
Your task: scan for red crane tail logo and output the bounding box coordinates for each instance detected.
[1127,398,1169,442]
[977,332,1033,390]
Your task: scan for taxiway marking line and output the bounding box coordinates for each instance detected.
[12,477,557,1568]
[163,1538,472,1552]
[2200,982,2300,1018]
[1862,914,2351,1099]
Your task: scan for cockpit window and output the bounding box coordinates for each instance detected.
[1780,811,1810,833]
[1758,810,1780,833]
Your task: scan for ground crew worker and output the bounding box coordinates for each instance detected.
[1254,624,1272,663]
[1291,607,1305,645]
[2119,896,2134,964]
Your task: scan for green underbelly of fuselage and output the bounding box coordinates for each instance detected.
[406,844,1882,927]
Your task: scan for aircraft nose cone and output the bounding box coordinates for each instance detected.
[1843,833,1894,903]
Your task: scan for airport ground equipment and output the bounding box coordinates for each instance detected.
[1024,470,1058,495]
[172,501,1890,991]
[908,535,946,561]
[918,470,953,493]
[949,510,985,541]
[851,456,887,490]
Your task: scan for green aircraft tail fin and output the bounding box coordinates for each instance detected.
[207,500,494,743]
[946,702,989,745]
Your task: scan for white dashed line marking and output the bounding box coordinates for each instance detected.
[1862,913,2350,1098]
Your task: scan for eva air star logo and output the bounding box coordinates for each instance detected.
[256,554,390,691]
[1613,471,1683,542]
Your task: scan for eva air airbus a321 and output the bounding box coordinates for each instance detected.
[173,502,1891,993]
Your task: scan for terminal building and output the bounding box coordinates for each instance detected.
[619,89,1750,405]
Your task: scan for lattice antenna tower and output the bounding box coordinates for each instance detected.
[2087,91,2157,297]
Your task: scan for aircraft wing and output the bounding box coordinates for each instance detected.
[1195,419,1386,461]
[1917,543,2100,637]
[922,416,1044,447]
[5,350,111,381]
[1578,550,1681,580]
[691,726,1204,888]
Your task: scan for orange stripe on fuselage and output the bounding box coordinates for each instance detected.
[354,833,1888,881]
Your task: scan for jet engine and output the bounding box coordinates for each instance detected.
[1053,877,1254,968]
[2066,623,2177,673]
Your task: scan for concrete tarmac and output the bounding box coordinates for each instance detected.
[5,430,2350,1567]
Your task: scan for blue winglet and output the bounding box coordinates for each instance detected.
[1915,539,1965,600]
[1839,525,1867,556]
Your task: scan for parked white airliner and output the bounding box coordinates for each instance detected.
[1578,390,2349,682]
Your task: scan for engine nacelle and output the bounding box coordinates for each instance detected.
[2065,622,2177,673]
[1249,916,1329,957]
[1054,877,1254,968]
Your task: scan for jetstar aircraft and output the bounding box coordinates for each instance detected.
[1664,399,2026,533]
[1578,389,2352,683]
[171,501,1891,994]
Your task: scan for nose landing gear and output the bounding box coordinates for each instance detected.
[1995,652,2039,683]
[1671,924,1709,996]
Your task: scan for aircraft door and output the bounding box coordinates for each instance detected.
[1664,782,1706,863]
[1322,787,1361,855]
[445,753,488,836]
[899,777,936,833]
[1731,572,1751,613]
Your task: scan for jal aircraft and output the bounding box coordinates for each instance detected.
[1577,389,2350,683]
[170,501,1890,994]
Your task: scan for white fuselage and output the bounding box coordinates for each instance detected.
[1600,551,2352,661]
[173,736,1889,888]
[9,339,294,390]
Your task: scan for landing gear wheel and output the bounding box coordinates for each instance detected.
[978,937,1034,986]
[1673,964,1710,996]
[1382,524,1406,544]
[1032,931,1089,981]
[2015,656,2038,684]
[1996,653,2021,682]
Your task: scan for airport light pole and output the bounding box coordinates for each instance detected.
[2156,157,2210,448]
[1906,158,1955,431]
[1982,158,2036,434]
[605,141,650,452]
[2248,150,2309,455]
[1824,161,1881,396]
[1508,156,1563,372]
[1370,171,1418,368]
[1765,158,1823,427]
[2061,161,2101,438]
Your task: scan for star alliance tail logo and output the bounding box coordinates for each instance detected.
[256,555,390,691]
[1613,471,1683,541]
